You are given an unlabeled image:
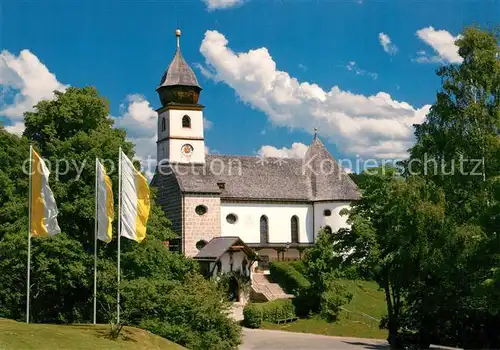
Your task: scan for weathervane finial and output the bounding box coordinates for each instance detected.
[175,28,181,48]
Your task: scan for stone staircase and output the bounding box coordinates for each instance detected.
[251,272,294,302]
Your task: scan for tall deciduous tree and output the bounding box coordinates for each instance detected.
[410,27,500,225]
[408,26,500,348]
[0,87,241,349]
[335,168,448,347]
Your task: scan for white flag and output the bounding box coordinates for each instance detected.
[119,151,150,242]
[30,149,61,237]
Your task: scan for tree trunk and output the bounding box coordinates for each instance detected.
[383,280,398,348]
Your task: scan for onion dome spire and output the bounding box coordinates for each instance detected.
[157,28,202,106]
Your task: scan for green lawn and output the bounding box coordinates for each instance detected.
[0,318,184,350]
[262,279,388,340]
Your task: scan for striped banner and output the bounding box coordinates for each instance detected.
[30,149,61,237]
[119,150,150,243]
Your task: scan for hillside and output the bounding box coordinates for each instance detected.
[0,318,184,350]
[263,278,388,339]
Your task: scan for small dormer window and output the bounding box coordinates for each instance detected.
[182,115,191,128]
[217,182,225,190]
[161,117,166,131]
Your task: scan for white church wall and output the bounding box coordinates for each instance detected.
[166,109,204,139]
[220,202,314,244]
[157,108,205,164]
[168,138,205,164]
[313,201,352,240]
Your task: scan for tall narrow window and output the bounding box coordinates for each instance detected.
[161,117,166,131]
[260,215,269,244]
[182,115,191,128]
[291,215,299,243]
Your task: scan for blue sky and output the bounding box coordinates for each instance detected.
[1,0,498,171]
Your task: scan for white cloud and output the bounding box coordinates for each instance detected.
[199,30,430,159]
[258,142,308,158]
[113,95,157,166]
[115,94,157,138]
[378,33,398,55]
[298,63,308,71]
[0,49,68,130]
[202,0,245,10]
[415,27,462,64]
[204,118,213,130]
[345,61,378,80]
[4,122,25,135]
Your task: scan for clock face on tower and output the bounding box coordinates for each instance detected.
[181,144,194,157]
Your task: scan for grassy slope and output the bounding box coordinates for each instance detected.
[263,279,388,340]
[0,318,184,350]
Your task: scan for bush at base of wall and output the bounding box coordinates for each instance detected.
[243,299,296,328]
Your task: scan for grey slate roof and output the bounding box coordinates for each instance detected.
[158,48,201,89]
[303,137,361,201]
[158,137,360,201]
[194,236,255,260]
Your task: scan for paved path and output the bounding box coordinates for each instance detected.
[230,303,244,322]
[239,328,388,350]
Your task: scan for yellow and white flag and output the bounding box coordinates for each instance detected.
[96,159,114,243]
[120,151,150,243]
[30,148,61,237]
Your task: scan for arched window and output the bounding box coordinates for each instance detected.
[161,117,166,131]
[182,115,191,128]
[260,215,269,244]
[324,226,332,235]
[291,215,299,243]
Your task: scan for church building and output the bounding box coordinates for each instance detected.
[152,30,360,265]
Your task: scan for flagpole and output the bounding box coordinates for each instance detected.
[117,148,122,324]
[93,158,98,324]
[26,145,33,324]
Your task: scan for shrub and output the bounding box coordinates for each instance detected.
[124,274,241,350]
[269,261,310,294]
[290,260,307,275]
[293,288,318,317]
[260,299,296,323]
[319,282,352,322]
[243,303,262,328]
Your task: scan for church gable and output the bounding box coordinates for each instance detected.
[303,137,361,201]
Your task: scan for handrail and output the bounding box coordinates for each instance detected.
[340,306,380,322]
[251,273,279,300]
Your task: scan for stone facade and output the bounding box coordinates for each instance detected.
[153,172,183,236]
[183,194,221,256]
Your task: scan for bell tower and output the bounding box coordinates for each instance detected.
[156,29,205,165]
